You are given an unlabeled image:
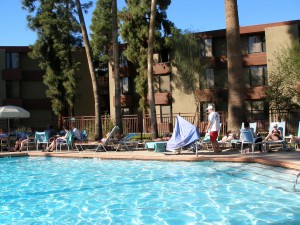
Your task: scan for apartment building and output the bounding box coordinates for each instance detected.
[109,20,300,124]
[0,46,109,130]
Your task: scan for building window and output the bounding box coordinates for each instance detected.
[159,75,171,93]
[120,77,131,94]
[249,65,267,87]
[119,53,128,67]
[245,100,266,121]
[6,81,20,98]
[6,52,19,69]
[200,38,213,57]
[159,49,169,63]
[204,69,214,88]
[248,35,266,53]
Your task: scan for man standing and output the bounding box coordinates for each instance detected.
[206,105,221,153]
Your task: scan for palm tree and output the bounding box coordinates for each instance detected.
[147,0,158,139]
[224,0,245,131]
[112,0,122,131]
[76,0,103,140]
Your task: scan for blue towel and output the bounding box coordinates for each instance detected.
[166,116,200,151]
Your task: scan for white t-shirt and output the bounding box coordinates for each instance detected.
[208,111,220,132]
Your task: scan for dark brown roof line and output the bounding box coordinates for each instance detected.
[198,19,300,38]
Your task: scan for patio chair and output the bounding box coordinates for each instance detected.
[56,131,74,152]
[240,129,265,155]
[291,121,300,149]
[114,133,139,151]
[265,122,287,151]
[35,131,50,151]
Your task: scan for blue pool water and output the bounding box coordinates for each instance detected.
[0,157,300,224]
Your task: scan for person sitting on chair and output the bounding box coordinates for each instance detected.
[241,122,263,152]
[13,127,35,152]
[45,126,70,152]
[70,123,81,141]
[264,124,282,141]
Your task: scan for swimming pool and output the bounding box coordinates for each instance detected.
[0,157,300,224]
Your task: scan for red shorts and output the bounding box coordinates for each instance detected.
[210,131,218,142]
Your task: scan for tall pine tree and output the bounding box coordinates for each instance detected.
[22,0,82,119]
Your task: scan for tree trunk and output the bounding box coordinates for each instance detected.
[112,0,122,132]
[76,0,102,140]
[147,0,158,139]
[225,0,245,131]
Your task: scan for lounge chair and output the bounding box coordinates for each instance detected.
[56,131,74,152]
[264,122,287,151]
[35,131,50,151]
[240,129,265,155]
[114,133,139,151]
[74,126,119,151]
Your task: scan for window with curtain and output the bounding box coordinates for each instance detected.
[248,35,266,53]
[6,52,19,69]
[119,53,128,67]
[159,75,171,93]
[249,65,267,87]
[200,38,213,57]
[205,68,214,88]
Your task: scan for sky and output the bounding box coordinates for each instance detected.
[0,0,299,46]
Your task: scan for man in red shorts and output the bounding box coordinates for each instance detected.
[205,105,221,153]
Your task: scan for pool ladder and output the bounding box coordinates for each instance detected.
[294,172,300,192]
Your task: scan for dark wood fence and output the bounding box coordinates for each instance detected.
[62,109,300,139]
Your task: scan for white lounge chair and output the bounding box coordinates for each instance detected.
[265,122,287,151]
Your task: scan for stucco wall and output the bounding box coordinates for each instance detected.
[265,24,299,73]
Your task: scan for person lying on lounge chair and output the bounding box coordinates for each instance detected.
[264,124,282,141]
[220,130,237,142]
[153,133,172,142]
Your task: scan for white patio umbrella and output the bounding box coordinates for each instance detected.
[0,105,30,134]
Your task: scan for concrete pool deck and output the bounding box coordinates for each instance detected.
[1,148,300,171]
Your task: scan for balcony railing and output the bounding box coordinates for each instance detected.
[153,62,171,75]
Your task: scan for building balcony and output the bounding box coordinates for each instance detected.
[97,76,109,87]
[154,92,172,105]
[22,70,44,81]
[153,62,171,75]
[2,69,22,80]
[2,98,23,107]
[2,69,44,81]
[195,86,267,102]
[23,99,51,110]
[244,86,267,99]
[242,52,267,66]
[112,66,135,78]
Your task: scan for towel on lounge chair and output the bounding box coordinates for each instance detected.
[166,116,200,151]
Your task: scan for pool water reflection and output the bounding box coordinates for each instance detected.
[0,157,300,224]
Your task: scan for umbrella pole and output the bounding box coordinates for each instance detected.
[7,119,10,148]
